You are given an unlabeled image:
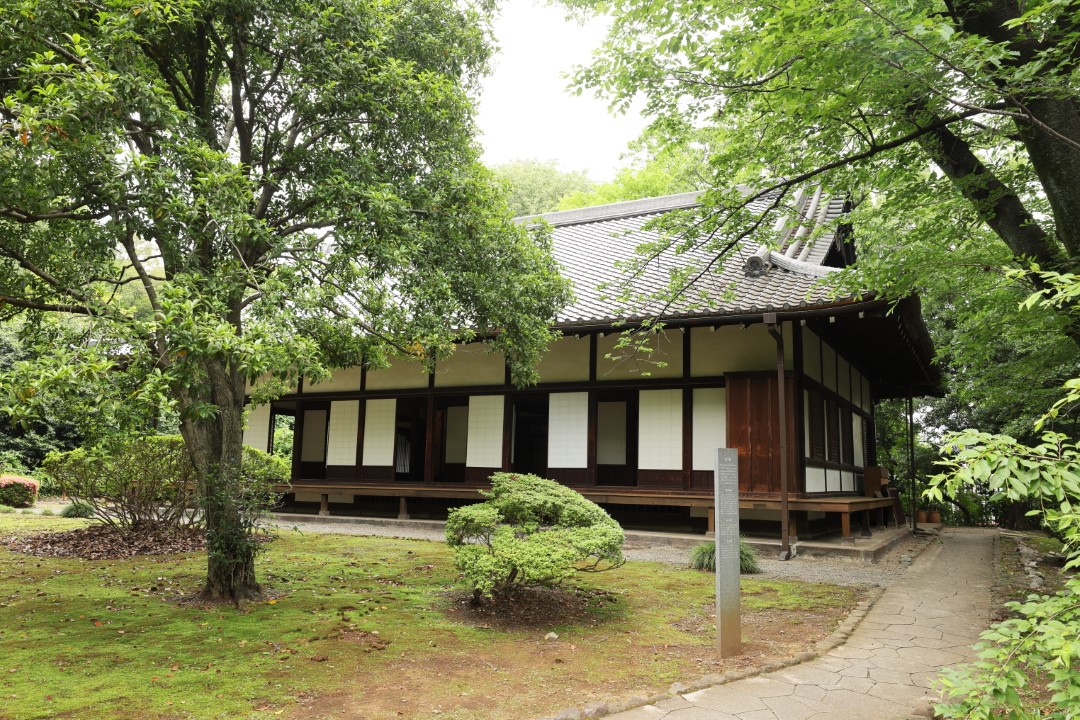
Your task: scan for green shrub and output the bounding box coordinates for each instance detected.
[0,475,38,508]
[0,504,14,513]
[445,473,625,600]
[41,436,288,530]
[689,539,761,574]
[61,501,95,519]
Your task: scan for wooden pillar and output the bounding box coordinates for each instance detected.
[291,404,305,482]
[586,391,597,486]
[682,387,693,490]
[319,493,329,517]
[706,506,715,537]
[398,496,410,520]
[860,509,872,537]
[682,330,693,490]
[423,395,436,484]
[501,394,513,471]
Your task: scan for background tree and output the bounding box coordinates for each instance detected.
[561,0,1080,342]
[557,130,709,209]
[0,0,569,602]
[489,158,594,216]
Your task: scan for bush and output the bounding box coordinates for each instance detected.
[61,501,95,519]
[0,475,38,508]
[689,539,761,574]
[445,473,625,600]
[41,436,288,531]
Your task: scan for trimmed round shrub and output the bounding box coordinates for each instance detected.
[445,473,625,600]
[689,539,761,574]
[0,475,38,508]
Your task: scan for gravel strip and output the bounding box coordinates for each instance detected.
[267,516,933,588]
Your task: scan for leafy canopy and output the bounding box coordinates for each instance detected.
[0,0,570,600]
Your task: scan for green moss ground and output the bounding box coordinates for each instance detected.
[0,516,859,720]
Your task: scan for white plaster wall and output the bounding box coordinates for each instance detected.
[306,367,361,393]
[826,467,841,493]
[853,415,864,468]
[822,342,837,391]
[638,389,683,470]
[537,337,590,383]
[548,393,588,469]
[692,388,726,471]
[326,400,359,466]
[691,324,793,377]
[852,367,862,408]
[365,357,429,391]
[295,492,354,503]
[444,405,469,463]
[301,409,327,463]
[862,377,871,412]
[597,331,683,380]
[841,470,855,492]
[467,395,504,468]
[802,329,822,382]
[596,402,627,465]
[436,343,505,387]
[838,357,851,401]
[805,466,827,493]
[242,403,272,452]
[362,399,396,467]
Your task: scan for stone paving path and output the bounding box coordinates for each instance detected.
[606,528,995,720]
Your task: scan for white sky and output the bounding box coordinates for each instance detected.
[475,1,648,182]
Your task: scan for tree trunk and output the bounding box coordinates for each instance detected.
[178,354,263,604]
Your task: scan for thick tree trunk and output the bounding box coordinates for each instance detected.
[178,354,262,604]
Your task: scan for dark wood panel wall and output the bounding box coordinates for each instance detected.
[724,372,798,496]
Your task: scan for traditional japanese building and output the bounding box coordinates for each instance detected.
[242,190,938,543]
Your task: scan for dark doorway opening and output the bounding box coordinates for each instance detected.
[512,394,549,476]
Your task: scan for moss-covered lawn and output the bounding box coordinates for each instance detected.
[0,516,860,720]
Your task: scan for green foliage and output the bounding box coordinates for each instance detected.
[445,473,625,599]
[61,500,94,519]
[688,539,761,574]
[0,474,37,507]
[0,503,14,513]
[0,0,570,599]
[271,415,294,464]
[556,133,707,210]
[40,435,287,531]
[928,431,1080,718]
[490,159,595,216]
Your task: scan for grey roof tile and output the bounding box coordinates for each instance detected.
[523,191,848,327]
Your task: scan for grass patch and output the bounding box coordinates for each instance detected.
[1023,532,1064,556]
[0,516,861,720]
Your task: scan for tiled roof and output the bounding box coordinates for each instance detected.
[520,189,852,327]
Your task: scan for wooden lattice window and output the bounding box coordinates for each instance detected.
[826,398,841,463]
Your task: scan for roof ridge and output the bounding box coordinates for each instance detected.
[516,191,705,227]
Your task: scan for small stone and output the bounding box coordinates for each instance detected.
[668,681,690,695]
[582,701,608,718]
[555,708,582,720]
[545,632,559,642]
